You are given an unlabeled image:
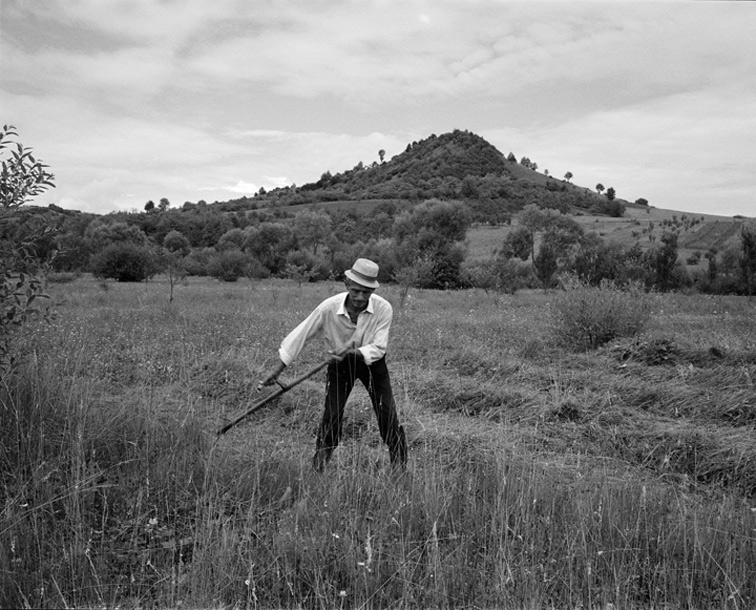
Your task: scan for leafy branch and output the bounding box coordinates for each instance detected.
[0,124,57,371]
[0,124,56,209]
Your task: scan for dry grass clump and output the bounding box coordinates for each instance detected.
[711,388,756,425]
[610,333,752,369]
[589,419,756,496]
[638,425,756,496]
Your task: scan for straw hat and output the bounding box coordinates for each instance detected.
[344,258,380,289]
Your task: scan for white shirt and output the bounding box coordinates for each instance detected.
[278,292,393,366]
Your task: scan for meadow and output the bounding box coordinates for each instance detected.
[465,205,744,267]
[2,275,756,609]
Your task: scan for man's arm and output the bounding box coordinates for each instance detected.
[278,305,326,366]
[258,360,286,390]
[258,301,327,389]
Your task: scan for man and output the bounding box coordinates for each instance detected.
[259,258,408,471]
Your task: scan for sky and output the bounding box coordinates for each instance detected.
[1,0,754,218]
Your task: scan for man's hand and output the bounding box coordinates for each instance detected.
[257,361,286,391]
[327,347,361,363]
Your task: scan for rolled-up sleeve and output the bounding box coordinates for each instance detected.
[278,307,325,366]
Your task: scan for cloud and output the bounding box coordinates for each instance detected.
[221,181,260,195]
[484,78,756,215]
[2,0,755,215]
[5,0,228,47]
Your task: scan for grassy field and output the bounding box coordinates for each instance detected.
[466,206,751,269]
[3,275,756,609]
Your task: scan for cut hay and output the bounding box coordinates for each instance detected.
[614,421,756,496]
[412,372,535,421]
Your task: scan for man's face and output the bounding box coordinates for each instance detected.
[345,280,374,310]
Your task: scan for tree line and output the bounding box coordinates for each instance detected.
[6,191,753,302]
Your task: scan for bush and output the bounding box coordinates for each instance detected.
[284,249,330,282]
[91,243,157,282]
[550,276,654,350]
[461,257,536,294]
[686,251,702,265]
[184,247,214,276]
[207,250,253,282]
[163,229,190,255]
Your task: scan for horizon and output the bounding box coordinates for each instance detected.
[2,1,755,218]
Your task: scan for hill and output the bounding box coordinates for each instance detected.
[213,129,625,222]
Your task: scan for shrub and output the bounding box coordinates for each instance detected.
[207,250,252,282]
[550,276,654,350]
[184,247,214,276]
[163,229,190,255]
[461,257,536,294]
[91,242,157,282]
[246,255,270,279]
[284,249,330,282]
[686,251,702,265]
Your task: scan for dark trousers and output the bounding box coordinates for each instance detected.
[314,355,407,469]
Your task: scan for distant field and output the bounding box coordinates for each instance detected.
[467,205,752,266]
[4,275,756,608]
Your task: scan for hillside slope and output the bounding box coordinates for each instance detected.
[216,129,620,220]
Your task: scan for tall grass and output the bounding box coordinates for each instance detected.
[2,276,756,608]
